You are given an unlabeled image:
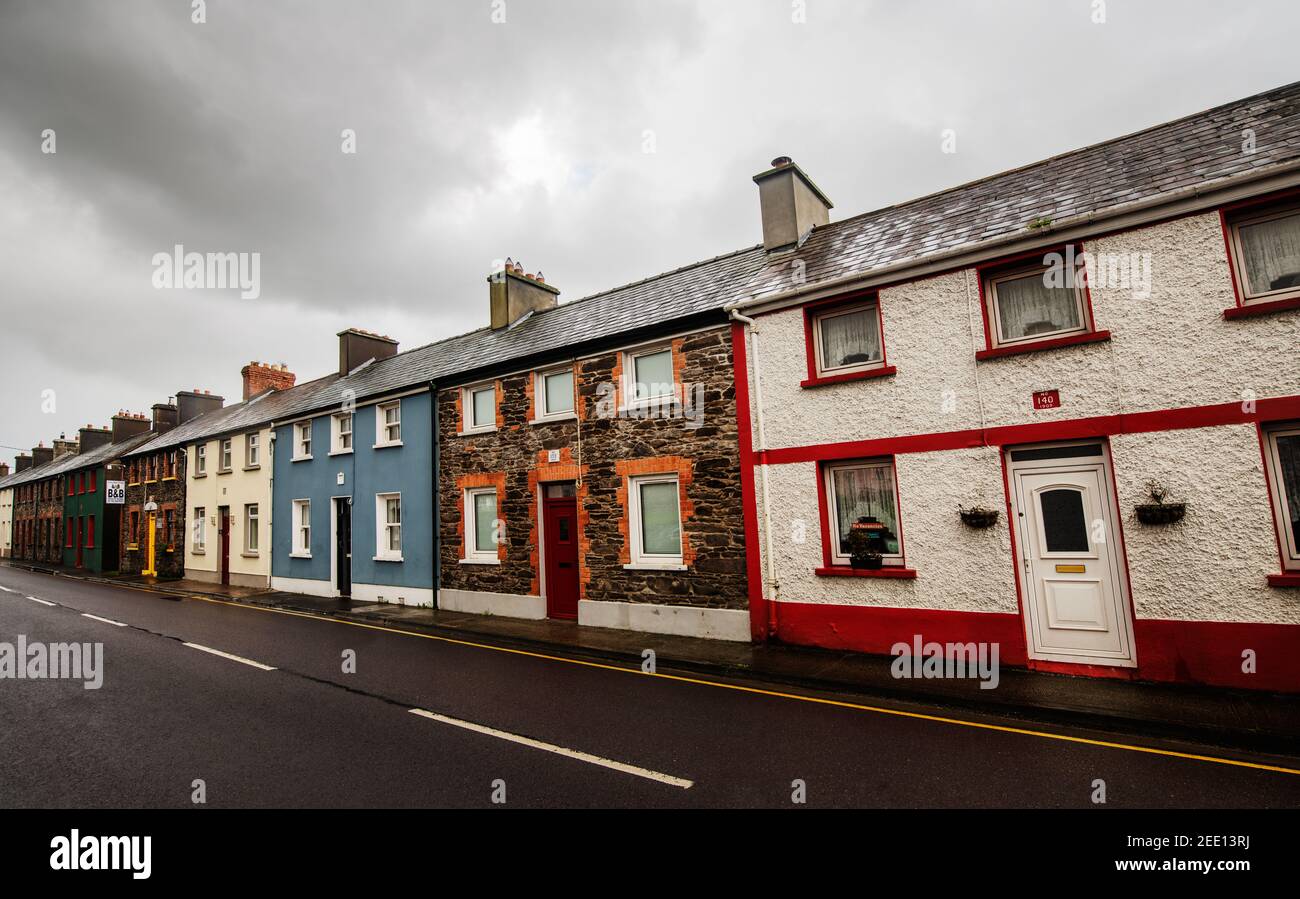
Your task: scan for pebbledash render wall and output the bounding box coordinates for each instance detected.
[745,208,1300,691]
[437,325,750,640]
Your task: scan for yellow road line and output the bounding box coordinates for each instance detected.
[183,594,1300,777]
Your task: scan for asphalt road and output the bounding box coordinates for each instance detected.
[1,565,1297,809]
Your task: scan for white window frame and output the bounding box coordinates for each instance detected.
[823,458,906,568]
[294,421,313,460]
[375,492,402,561]
[331,412,353,454]
[984,257,1090,348]
[244,503,259,555]
[291,499,311,558]
[192,506,206,553]
[1264,423,1300,572]
[463,486,499,563]
[219,438,232,472]
[463,384,497,434]
[245,432,260,468]
[535,366,576,421]
[811,300,887,377]
[627,473,684,569]
[194,444,207,476]
[623,345,676,408]
[1226,202,1300,306]
[375,401,402,447]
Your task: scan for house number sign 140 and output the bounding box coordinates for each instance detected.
[1032,389,1061,410]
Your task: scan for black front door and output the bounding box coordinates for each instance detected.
[335,498,352,598]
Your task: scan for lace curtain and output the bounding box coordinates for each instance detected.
[1240,212,1300,295]
[995,272,1080,340]
[820,307,881,368]
[832,465,899,554]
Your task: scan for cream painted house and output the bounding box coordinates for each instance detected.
[0,482,13,558]
[185,424,278,587]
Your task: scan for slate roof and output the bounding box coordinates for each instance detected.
[743,79,1300,301]
[22,80,1300,462]
[0,430,157,490]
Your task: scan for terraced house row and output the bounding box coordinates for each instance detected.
[3,82,1299,693]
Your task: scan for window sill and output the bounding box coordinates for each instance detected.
[243,465,260,472]
[162,477,178,482]
[816,566,918,579]
[531,413,578,425]
[292,455,313,463]
[192,473,207,479]
[241,552,259,559]
[216,469,232,476]
[328,449,354,457]
[1266,572,1300,588]
[975,330,1111,361]
[374,555,404,563]
[289,551,311,559]
[1223,296,1300,319]
[373,441,403,449]
[459,428,497,437]
[801,365,897,388]
[459,557,500,565]
[624,562,687,571]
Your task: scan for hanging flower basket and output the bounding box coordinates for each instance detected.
[959,506,1000,529]
[1134,479,1186,525]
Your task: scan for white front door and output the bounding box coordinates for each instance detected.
[1009,444,1136,667]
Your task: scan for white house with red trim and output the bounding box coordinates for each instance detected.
[729,82,1300,692]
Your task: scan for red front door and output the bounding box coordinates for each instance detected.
[75,518,83,568]
[218,508,231,586]
[542,490,579,620]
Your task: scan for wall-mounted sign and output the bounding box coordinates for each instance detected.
[105,480,126,505]
[548,449,561,463]
[337,472,345,485]
[1032,389,1061,410]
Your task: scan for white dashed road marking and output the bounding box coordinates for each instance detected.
[27,596,56,606]
[182,643,277,671]
[82,613,127,627]
[409,708,694,788]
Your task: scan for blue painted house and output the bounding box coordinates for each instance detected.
[271,329,437,606]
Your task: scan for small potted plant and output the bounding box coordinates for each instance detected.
[848,516,885,569]
[959,504,1000,529]
[1135,479,1186,525]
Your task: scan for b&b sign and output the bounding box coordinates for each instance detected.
[105,480,126,505]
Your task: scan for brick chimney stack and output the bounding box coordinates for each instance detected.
[0,462,9,477]
[31,442,54,467]
[242,362,297,401]
[52,433,80,459]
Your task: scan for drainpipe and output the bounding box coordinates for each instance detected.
[727,304,780,638]
[430,380,440,610]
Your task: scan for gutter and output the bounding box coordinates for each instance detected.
[730,158,1300,316]
[727,307,779,638]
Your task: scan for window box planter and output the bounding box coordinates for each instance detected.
[959,506,1000,529]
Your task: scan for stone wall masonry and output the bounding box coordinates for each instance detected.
[438,326,748,611]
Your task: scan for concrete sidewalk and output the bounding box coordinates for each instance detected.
[6,558,1298,756]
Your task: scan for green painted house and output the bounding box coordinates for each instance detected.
[60,426,154,574]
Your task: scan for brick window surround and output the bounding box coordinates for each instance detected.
[456,471,507,561]
[614,455,695,568]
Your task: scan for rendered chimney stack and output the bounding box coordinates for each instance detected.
[78,425,112,452]
[111,411,151,444]
[31,442,54,467]
[0,462,8,477]
[753,156,833,252]
[52,434,80,459]
[152,402,179,433]
[489,258,560,330]
[336,330,398,376]
[14,453,32,473]
[177,388,226,422]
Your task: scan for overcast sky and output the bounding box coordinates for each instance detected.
[0,0,1296,460]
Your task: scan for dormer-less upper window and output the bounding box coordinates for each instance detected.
[1227,200,1300,307]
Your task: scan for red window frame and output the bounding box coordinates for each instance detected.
[89,470,97,493]
[1220,188,1300,320]
[87,515,95,549]
[975,242,1110,360]
[65,517,73,548]
[814,455,917,579]
[800,288,897,388]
